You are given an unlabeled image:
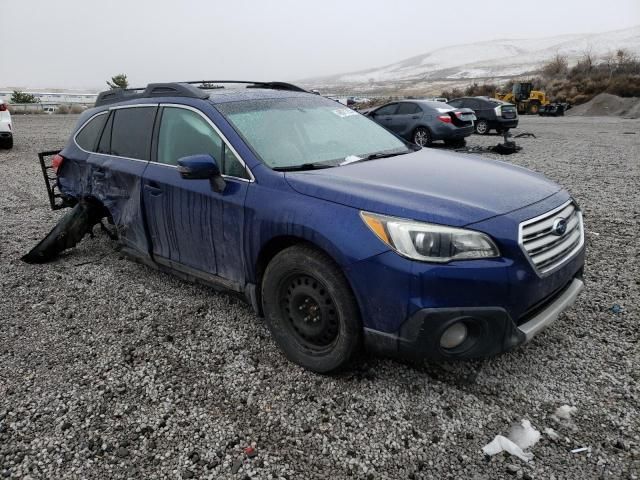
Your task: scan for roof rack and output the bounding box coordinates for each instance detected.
[182,80,307,92]
[95,83,210,107]
[95,80,307,107]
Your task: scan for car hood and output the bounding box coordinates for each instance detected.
[284,149,562,226]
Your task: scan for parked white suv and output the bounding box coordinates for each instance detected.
[0,99,13,149]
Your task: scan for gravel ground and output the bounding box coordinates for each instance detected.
[0,114,638,480]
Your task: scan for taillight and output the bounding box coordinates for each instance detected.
[437,115,452,123]
[0,103,7,112]
[52,154,65,173]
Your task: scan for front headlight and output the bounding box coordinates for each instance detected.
[361,211,500,263]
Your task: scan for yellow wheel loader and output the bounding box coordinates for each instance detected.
[495,82,549,115]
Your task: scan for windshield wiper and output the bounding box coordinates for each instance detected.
[365,150,412,160]
[272,162,335,172]
[341,149,412,166]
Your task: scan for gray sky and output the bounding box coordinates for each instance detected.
[1,0,638,90]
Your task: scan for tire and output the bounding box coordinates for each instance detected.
[475,120,489,135]
[527,102,540,115]
[261,244,361,373]
[0,137,12,149]
[412,127,432,147]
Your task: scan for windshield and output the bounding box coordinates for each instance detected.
[217,96,409,169]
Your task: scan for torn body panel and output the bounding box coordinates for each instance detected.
[22,200,106,264]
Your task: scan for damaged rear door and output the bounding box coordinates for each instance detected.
[142,104,251,289]
[88,104,158,256]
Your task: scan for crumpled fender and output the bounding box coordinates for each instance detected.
[22,199,106,264]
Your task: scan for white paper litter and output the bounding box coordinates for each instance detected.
[340,155,362,165]
[482,435,534,462]
[482,419,541,462]
[554,405,577,420]
[570,446,590,454]
[544,427,560,441]
[509,419,541,450]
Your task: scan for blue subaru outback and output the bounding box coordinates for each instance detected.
[30,81,585,372]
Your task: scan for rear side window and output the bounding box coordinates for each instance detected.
[396,103,421,115]
[75,113,108,151]
[97,113,114,154]
[110,107,157,160]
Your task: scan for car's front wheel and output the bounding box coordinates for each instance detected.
[413,127,432,147]
[261,244,361,373]
[475,120,489,135]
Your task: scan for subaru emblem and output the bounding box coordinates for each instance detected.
[552,217,567,236]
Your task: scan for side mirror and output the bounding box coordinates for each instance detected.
[177,154,226,193]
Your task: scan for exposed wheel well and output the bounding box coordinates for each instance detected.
[253,236,346,315]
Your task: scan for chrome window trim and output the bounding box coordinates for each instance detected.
[73,105,157,162]
[518,199,585,277]
[72,110,109,153]
[72,103,254,182]
[158,103,255,183]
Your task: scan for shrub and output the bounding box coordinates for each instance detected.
[607,75,640,97]
[56,105,70,114]
[70,105,85,114]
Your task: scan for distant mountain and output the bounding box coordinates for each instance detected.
[302,26,640,93]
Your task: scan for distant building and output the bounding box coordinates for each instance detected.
[0,90,98,106]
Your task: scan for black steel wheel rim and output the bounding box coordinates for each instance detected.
[277,273,340,352]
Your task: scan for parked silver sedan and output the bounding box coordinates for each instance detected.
[365,100,476,147]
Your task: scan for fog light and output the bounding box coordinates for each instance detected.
[440,322,468,349]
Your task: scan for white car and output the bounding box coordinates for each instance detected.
[0,99,13,149]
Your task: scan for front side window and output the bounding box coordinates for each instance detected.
[218,97,408,170]
[157,107,248,179]
[110,106,157,160]
[375,103,398,116]
[75,112,108,151]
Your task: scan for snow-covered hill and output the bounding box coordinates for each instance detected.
[303,26,640,91]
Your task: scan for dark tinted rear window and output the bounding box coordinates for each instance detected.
[76,113,108,151]
[110,107,157,160]
[396,103,421,114]
[97,112,114,154]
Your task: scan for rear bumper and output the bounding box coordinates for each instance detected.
[430,123,474,141]
[365,276,584,361]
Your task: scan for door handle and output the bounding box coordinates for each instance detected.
[411,115,420,119]
[144,183,163,196]
[93,169,106,179]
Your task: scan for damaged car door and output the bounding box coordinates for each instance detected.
[89,105,158,256]
[141,104,251,289]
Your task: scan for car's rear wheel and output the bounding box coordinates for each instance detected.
[413,127,432,147]
[0,137,12,149]
[475,120,489,135]
[261,245,361,373]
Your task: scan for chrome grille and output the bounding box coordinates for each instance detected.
[519,200,584,275]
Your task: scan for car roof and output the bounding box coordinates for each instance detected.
[205,88,312,105]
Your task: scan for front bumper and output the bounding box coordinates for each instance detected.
[365,276,584,360]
